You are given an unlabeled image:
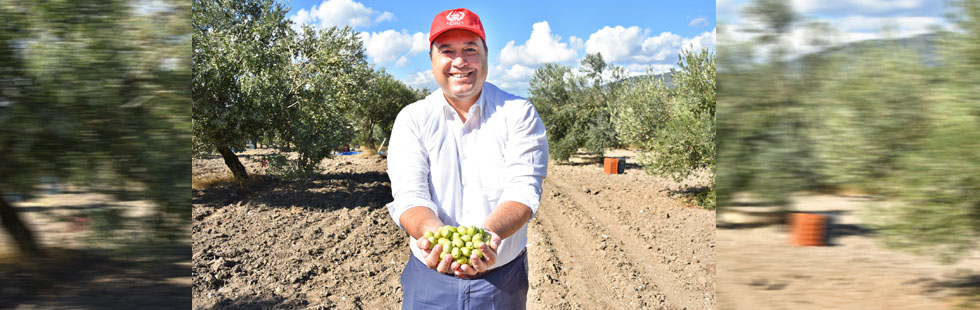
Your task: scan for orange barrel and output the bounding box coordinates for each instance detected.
[790,213,828,246]
[603,158,620,174]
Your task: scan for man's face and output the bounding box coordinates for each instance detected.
[430,29,488,104]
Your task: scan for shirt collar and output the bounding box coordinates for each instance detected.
[438,82,488,118]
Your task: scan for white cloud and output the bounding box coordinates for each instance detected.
[404,70,437,91]
[376,11,395,23]
[289,0,391,30]
[498,21,578,66]
[569,36,584,50]
[681,29,717,52]
[487,63,539,97]
[585,25,646,63]
[501,64,536,82]
[689,17,710,27]
[292,9,313,27]
[585,26,715,76]
[359,30,429,67]
[639,31,684,62]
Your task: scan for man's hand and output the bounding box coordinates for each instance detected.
[418,228,455,274]
[454,230,502,278]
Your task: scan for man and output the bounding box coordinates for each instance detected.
[386,7,549,310]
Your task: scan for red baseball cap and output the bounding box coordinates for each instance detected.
[429,8,486,45]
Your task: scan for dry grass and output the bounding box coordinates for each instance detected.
[192,173,274,190]
[191,174,240,190]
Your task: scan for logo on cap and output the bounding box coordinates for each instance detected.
[446,10,465,25]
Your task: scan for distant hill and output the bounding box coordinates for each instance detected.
[794,32,944,68]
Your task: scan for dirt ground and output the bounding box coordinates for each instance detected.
[0,193,191,309]
[717,194,980,310]
[191,149,716,309]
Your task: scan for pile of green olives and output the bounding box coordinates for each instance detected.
[424,225,489,266]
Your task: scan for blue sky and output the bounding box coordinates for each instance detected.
[718,0,951,56]
[285,0,716,97]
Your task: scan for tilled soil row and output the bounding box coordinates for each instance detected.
[192,151,716,309]
[527,174,712,309]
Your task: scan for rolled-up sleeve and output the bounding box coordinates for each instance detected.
[498,99,549,219]
[386,106,438,229]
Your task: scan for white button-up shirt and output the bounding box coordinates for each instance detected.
[386,82,548,270]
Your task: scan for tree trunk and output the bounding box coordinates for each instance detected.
[217,146,249,180]
[0,193,41,257]
[363,123,377,155]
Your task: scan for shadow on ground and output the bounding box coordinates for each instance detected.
[925,272,980,308]
[211,295,311,310]
[192,171,391,212]
[0,243,190,310]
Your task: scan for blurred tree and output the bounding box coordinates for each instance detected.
[717,0,817,206]
[0,0,191,256]
[193,0,368,179]
[720,0,978,262]
[810,44,932,189]
[864,0,980,263]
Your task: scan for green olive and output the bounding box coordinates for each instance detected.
[466,241,472,248]
[456,257,468,265]
[461,234,471,242]
[453,239,465,248]
[451,247,461,259]
[461,247,471,257]
[427,236,436,247]
[472,248,483,259]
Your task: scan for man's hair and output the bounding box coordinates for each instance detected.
[429,38,488,59]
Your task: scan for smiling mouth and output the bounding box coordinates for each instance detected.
[450,72,473,79]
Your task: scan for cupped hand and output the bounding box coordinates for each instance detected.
[454,230,502,278]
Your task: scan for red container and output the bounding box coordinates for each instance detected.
[603,158,620,174]
[790,213,828,246]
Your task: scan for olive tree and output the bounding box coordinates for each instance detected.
[613,49,716,208]
[193,0,368,179]
[529,53,625,162]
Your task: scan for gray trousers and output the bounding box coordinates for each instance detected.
[400,250,528,310]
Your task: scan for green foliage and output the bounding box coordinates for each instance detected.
[0,0,191,231]
[530,50,716,209]
[863,0,980,262]
[348,68,423,150]
[529,53,624,162]
[720,0,980,261]
[193,0,369,176]
[613,49,716,209]
[809,45,932,189]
